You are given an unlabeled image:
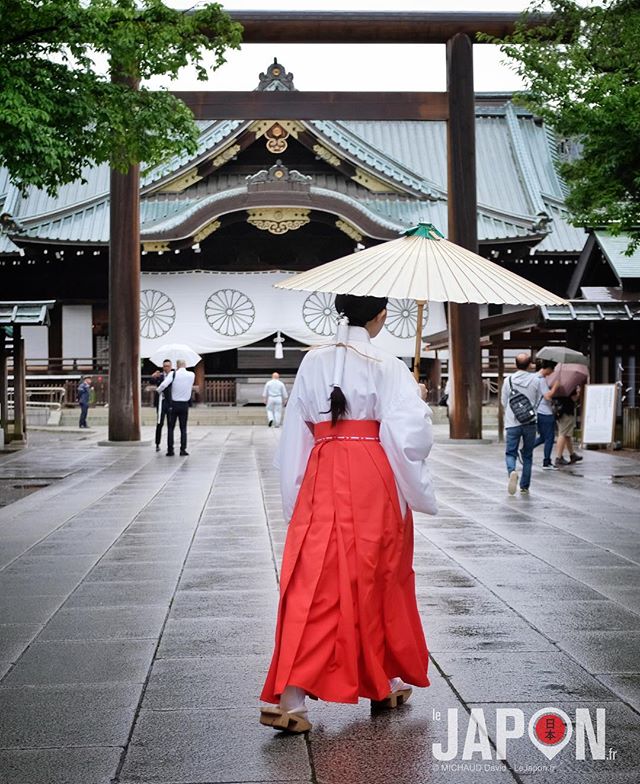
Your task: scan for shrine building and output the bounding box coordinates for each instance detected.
[1,61,637,407]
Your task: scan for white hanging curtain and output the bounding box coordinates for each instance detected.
[139,270,446,359]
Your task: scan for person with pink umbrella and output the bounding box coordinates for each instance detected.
[533,359,561,470]
[537,347,589,467]
[554,387,584,466]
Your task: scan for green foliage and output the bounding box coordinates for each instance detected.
[488,0,640,252]
[0,0,242,194]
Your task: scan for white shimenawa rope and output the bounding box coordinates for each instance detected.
[331,315,350,389]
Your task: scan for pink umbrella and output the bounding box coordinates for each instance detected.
[548,363,589,397]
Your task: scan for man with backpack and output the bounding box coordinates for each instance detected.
[501,353,547,496]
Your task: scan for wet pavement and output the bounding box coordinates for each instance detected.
[0,425,639,784]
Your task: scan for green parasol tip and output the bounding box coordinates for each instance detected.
[403,223,445,240]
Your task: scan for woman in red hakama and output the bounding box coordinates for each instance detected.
[260,295,437,733]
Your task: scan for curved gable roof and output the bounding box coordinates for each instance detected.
[0,61,584,255]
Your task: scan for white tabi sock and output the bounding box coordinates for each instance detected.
[389,677,411,693]
[280,685,307,714]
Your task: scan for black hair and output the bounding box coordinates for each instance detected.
[334,293,388,327]
[326,294,388,425]
[539,359,557,371]
[162,358,172,364]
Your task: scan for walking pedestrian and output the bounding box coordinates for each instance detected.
[259,294,437,734]
[533,360,560,470]
[262,372,288,428]
[555,387,583,466]
[77,376,92,429]
[156,359,195,457]
[501,353,541,495]
[151,359,173,452]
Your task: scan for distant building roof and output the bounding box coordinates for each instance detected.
[594,231,640,282]
[0,301,55,326]
[568,231,640,297]
[0,60,587,257]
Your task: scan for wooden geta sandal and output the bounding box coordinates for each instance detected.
[371,687,412,710]
[259,706,312,733]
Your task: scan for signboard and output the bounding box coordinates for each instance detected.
[581,384,618,445]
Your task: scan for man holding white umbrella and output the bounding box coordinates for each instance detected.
[156,358,196,457]
[149,344,201,456]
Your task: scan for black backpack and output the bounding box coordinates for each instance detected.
[508,377,538,425]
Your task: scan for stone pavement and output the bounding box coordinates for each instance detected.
[0,425,639,784]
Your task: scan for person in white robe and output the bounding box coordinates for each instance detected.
[276,325,437,522]
[262,372,288,428]
[260,294,437,733]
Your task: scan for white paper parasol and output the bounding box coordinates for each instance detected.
[276,224,567,378]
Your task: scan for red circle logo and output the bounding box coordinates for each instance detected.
[534,712,568,745]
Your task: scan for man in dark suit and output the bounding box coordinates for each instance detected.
[151,359,173,452]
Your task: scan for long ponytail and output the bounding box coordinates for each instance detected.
[325,315,350,426]
[328,386,348,425]
[323,295,388,426]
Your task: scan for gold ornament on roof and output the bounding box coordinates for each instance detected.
[193,220,221,244]
[142,241,170,252]
[212,144,240,169]
[265,123,289,154]
[335,220,363,242]
[313,144,342,167]
[158,168,202,193]
[247,208,310,235]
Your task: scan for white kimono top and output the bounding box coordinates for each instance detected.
[276,325,437,522]
[263,379,288,400]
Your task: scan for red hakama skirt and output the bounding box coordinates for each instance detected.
[261,419,429,704]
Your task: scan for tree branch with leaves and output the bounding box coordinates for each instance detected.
[487,0,640,252]
[0,0,242,195]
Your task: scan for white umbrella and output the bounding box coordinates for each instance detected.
[149,343,201,368]
[276,223,567,378]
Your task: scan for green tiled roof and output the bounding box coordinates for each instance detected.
[595,231,640,281]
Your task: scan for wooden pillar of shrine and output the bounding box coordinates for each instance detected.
[446,33,483,439]
[0,332,8,443]
[194,360,206,404]
[108,69,141,442]
[12,326,27,443]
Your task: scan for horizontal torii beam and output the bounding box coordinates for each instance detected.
[171,91,449,121]
[221,11,536,43]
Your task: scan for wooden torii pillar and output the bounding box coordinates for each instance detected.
[446,34,483,439]
[108,12,539,442]
[108,70,141,442]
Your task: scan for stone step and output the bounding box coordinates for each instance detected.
[59,405,499,427]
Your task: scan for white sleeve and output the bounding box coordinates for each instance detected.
[276,373,314,523]
[157,373,173,393]
[379,359,437,516]
[281,381,289,401]
[501,377,510,409]
[262,381,269,396]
